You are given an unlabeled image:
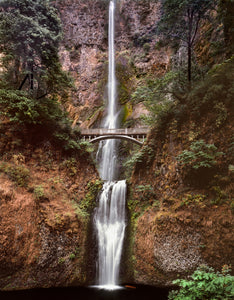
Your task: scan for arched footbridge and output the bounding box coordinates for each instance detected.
[80,128,150,146]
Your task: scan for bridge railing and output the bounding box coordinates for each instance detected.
[80,127,149,137]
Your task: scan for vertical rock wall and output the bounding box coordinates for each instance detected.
[57,0,170,128]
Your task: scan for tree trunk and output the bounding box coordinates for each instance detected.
[187,8,193,86]
[30,66,34,90]
[188,44,192,83]
[18,74,29,90]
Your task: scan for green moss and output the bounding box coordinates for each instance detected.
[121,103,133,124]
[80,180,103,214]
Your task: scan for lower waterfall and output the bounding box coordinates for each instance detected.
[94,180,126,287]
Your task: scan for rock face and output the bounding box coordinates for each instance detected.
[129,115,234,286]
[1,0,232,290]
[57,0,170,128]
[0,140,100,289]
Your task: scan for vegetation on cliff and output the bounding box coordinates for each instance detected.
[0,1,100,290]
[158,0,216,83]
[0,0,89,157]
[0,0,233,292]
[126,0,234,289]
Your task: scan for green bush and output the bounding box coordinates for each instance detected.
[0,162,30,187]
[169,265,234,300]
[33,185,45,200]
[188,57,234,119]
[69,253,76,260]
[177,139,224,170]
[124,145,155,177]
[177,140,224,186]
[0,89,67,126]
[136,184,156,202]
[0,89,85,155]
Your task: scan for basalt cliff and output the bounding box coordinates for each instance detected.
[0,0,233,290]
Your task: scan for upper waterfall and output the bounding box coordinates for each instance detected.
[105,0,117,130]
[98,0,118,181]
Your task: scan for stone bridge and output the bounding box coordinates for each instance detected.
[80,128,150,145]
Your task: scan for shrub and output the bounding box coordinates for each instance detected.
[188,57,234,119]
[177,140,224,186]
[61,158,77,177]
[0,89,67,127]
[0,89,85,155]
[33,185,45,200]
[124,145,155,177]
[0,162,30,187]
[169,265,234,300]
[177,140,224,170]
[69,253,76,260]
[136,184,156,202]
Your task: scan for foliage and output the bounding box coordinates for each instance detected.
[0,89,85,154]
[210,185,229,205]
[181,193,207,207]
[61,158,78,177]
[188,56,234,119]
[177,140,224,186]
[0,162,30,187]
[169,265,234,300]
[132,71,183,105]
[33,185,45,200]
[0,0,72,98]
[69,253,76,260]
[80,180,103,214]
[131,46,233,141]
[135,184,156,202]
[0,89,63,125]
[0,1,79,154]
[177,140,224,170]
[158,0,217,82]
[124,145,155,177]
[131,70,188,129]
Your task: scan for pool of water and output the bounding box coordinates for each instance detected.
[0,285,170,300]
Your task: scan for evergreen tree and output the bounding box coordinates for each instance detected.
[158,0,216,83]
[0,0,70,98]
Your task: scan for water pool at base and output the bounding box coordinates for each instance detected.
[0,285,171,300]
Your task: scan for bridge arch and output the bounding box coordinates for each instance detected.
[89,135,143,146]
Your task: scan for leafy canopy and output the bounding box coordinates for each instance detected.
[0,0,61,67]
[158,0,217,82]
[158,0,216,45]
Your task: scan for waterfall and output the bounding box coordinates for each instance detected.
[95,180,126,287]
[98,0,118,181]
[94,0,127,289]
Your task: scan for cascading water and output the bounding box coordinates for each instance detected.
[94,0,127,289]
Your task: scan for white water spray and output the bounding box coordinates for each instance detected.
[94,0,127,289]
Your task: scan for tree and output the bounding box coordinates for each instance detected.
[158,0,216,83]
[0,0,71,98]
